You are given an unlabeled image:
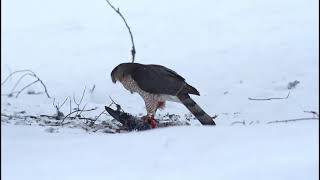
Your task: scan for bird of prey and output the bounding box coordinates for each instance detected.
[111,63,216,128]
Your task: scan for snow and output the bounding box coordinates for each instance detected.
[2,122,319,180]
[1,0,319,179]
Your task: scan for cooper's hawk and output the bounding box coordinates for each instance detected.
[111,63,216,128]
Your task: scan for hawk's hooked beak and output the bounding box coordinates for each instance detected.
[111,70,117,83]
[111,76,117,83]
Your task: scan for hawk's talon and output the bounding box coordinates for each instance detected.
[145,115,158,129]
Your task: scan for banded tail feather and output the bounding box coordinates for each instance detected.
[177,94,216,125]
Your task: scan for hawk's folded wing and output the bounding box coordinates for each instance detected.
[131,64,199,96]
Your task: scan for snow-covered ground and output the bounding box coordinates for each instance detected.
[2,122,319,180]
[1,0,319,179]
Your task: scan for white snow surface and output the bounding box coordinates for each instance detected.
[2,123,319,180]
[1,0,319,179]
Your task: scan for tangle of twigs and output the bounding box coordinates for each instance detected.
[1,69,51,98]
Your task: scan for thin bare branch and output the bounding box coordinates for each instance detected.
[72,87,87,117]
[267,117,319,124]
[69,96,72,114]
[52,98,56,107]
[10,73,34,93]
[15,80,39,98]
[108,95,122,111]
[248,91,290,101]
[94,110,106,121]
[51,96,68,120]
[230,120,246,126]
[1,69,34,85]
[108,95,117,106]
[89,84,96,94]
[40,114,59,119]
[59,97,69,109]
[77,103,88,117]
[2,69,51,98]
[105,0,136,63]
[304,111,319,118]
[61,107,97,124]
[37,77,51,98]
[73,87,86,107]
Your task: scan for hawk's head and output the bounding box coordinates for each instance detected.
[111,63,142,83]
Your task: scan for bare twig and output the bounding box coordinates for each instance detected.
[267,117,319,124]
[37,77,51,98]
[78,117,97,123]
[230,120,246,126]
[52,98,56,107]
[94,110,107,121]
[69,97,72,114]
[304,111,319,118]
[59,97,69,109]
[77,103,88,117]
[248,91,290,101]
[1,113,40,120]
[73,87,86,117]
[89,84,96,94]
[73,87,86,108]
[108,95,122,111]
[40,114,59,119]
[105,0,136,63]
[1,69,34,85]
[53,97,69,110]
[52,97,69,119]
[58,87,98,125]
[11,73,34,93]
[61,107,98,124]
[2,69,51,98]
[15,80,39,98]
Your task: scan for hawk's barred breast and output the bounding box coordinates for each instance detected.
[121,75,168,115]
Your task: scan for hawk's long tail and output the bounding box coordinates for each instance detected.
[177,94,216,125]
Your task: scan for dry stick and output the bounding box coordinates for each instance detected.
[267,117,319,124]
[52,97,69,110]
[10,73,34,93]
[61,107,97,124]
[108,95,117,106]
[58,97,69,109]
[78,117,97,124]
[248,91,290,101]
[40,114,59,119]
[89,84,96,94]
[73,87,86,107]
[1,113,39,120]
[52,97,69,118]
[77,103,88,117]
[2,70,51,98]
[304,111,319,118]
[69,97,72,114]
[60,87,97,125]
[73,87,86,117]
[108,95,123,111]
[37,76,51,98]
[1,69,34,85]
[52,98,56,108]
[94,110,107,122]
[15,80,39,98]
[230,120,246,126]
[105,0,136,63]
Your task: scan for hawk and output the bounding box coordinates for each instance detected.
[111,63,216,128]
